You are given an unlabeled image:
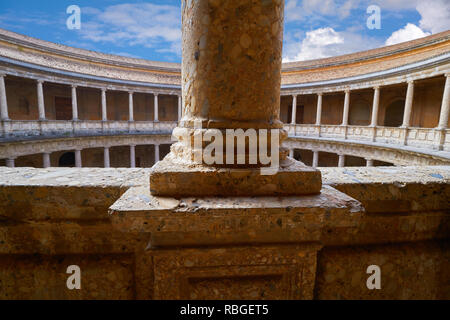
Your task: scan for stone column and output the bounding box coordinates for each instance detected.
[154,94,159,122]
[370,86,380,127]
[342,89,350,126]
[37,80,46,120]
[154,144,160,163]
[43,153,51,168]
[338,154,345,168]
[437,74,450,130]
[0,74,9,121]
[129,91,134,122]
[6,158,15,168]
[104,147,110,168]
[315,93,322,125]
[402,81,414,128]
[312,151,319,168]
[101,89,107,121]
[366,159,374,167]
[178,95,182,121]
[71,85,78,121]
[150,0,321,197]
[291,95,297,124]
[289,149,294,158]
[75,149,82,168]
[130,145,136,168]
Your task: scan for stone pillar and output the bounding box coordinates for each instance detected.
[71,85,78,121]
[289,149,294,158]
[154,144,160,163]
[402,81,414,128]
[6,158,15,168]
[315,93,322,125]
[366,159,374,167]
[101,89,107,121]
[342,89,350,126]
[150,0,321,197]
[291,95,297,124]
[338,154,345,168]
[104,147,110,168]
[43,153,51,168]
[129,91,134,122]
[37,80,46,120]
[75,149,82,168]
[370,86,380,127]
[312,151,319,168]
[154,94,159,122]
[437,74,450,130]
[178,95,182,121]
[130,145,136,168]
[0,74,9,121]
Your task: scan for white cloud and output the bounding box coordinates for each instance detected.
[283,27,380,62]
[417,0,450,34]
[79,3,181,55]
[385,23,431,46]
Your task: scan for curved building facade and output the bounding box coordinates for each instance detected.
[0,28,449,168]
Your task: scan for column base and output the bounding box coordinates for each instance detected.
[149,153,322,197]
[109,185,363,299]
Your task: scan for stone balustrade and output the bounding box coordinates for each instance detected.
[285,124,450,153]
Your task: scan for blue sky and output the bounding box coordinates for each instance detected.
[0,0,448,63]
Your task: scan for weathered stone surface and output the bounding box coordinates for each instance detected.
[149,153,322,196]
[0,167,448,299]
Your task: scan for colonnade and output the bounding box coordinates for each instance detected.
[0,73,183,123]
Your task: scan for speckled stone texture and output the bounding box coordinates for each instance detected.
[0,167,449,299]
[150,0,321,196]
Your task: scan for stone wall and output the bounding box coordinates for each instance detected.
[0,167,448,300]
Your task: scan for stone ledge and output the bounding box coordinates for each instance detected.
[149,155,322,197]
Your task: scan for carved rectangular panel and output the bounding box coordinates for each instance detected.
[152,245,320,300]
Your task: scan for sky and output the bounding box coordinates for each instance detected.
[0,0,449,63]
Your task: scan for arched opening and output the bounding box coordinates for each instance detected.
[349,101,371,126]
[58,152,75,167]
[384,100,405,127]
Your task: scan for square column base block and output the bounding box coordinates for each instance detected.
[149,156,322,197]
[109,185,363,300]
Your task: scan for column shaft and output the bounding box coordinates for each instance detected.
[437,75,450,129]
[178,95,182,121]
[101,89,107,121]
[291,95,297,124]
[370,87,380,127]
[154,144,160,163]
[342,90,350,126]
[43,153,51,168]
[366,159,374,167]
[316,93,322,125]
[104,147,110,168]
[312,151,319,168]
[129,92,134,122]
[130,145,136,168]
[154,94,159,122]
[6,159,14,168]
[402,81,414,127]
[338,154,345,168]
[37,80,46,120]
[75,150,82,168]
[71,85,78,121]
[0,74,9,120]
